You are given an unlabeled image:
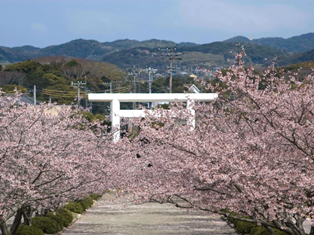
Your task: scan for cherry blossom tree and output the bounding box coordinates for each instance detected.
[0,92,120,235]
[119,55,314,235]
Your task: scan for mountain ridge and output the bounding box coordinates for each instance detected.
[1,32,314,68]
[227,33,314,53]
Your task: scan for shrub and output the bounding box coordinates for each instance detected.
[56,208,73,227]
[32,216,62,234]
[250,226,289,235]
[226,212,289,235]
[227,213,257,234]
[64,201,84,214]
[90,193,102,200]
[233,219,256,234]
[77,196,94,211]
[250,226,270,235]
[16,224,44,235]
[46,212,64,230]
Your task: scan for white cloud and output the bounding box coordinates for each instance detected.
[179,0,310,34]
[31,22,47,32]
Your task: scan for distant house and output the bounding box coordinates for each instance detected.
[0,94,40,106]
[20,94,41,105]
[44,105,73,116]
[189,74,197,79]
[184,84,200,94]
[1,94,74,117]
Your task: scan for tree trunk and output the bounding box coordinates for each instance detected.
[309,226,314,235]
[10,208,23,235]
[0,217,10,235]
[264,225,275,234]
[22,206,33,225]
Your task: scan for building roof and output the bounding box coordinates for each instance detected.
[184,84,201,93]
[20,94,41,105]
[1,94,41,105]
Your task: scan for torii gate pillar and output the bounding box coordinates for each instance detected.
[110,98,120,141]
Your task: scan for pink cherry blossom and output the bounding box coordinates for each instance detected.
[117,56,314,235]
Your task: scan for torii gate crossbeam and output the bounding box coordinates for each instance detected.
[88,93,218,142]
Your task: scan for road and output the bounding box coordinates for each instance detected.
[62,193,236,235]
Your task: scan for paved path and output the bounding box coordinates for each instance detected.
[62,193,236,235]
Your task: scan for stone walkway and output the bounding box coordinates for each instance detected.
[62,193,236,235]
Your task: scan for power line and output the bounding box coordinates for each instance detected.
[103,82,112,93]
[71,80,86,107]
[140,67,157,94]
[158,47,182,93]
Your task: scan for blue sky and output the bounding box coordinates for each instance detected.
[1,0,313,48]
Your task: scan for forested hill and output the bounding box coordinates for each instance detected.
[100,41,290,69]
[224,32,314,53]
[0,38,187,64]
[0,33,314,68]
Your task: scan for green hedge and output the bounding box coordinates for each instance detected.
[46,212,64,230]
[90,193,102,200]
[18,193,99,235]
[32,216,62,234]
[56,208,74,227]
[16,224,44,235]
[65,196,95,214]
[250,226,272,235]
[229,218,290,235]
[64,201,85,214]
[233,219,256,234]
[77,196,94,210]
[21,193,99,235]
[227,213,289,235]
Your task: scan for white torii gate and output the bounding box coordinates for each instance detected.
[88,93,218,142]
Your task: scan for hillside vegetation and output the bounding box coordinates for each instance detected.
[1,33,314,70]
[225,32,314,53]
[0,57,126,108]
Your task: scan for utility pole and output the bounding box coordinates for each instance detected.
[112,81,122,93]
[127,71,138,109]
[33,85,36,105]
[140,67,157,94]
[84,76,88,109]
[148,69,152,94]
[28,85,37,106]
[159,47,182,93]
[169,57,173,93]
[71,81,86,107]
[103,82,112,93]
[139,67,157,109]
